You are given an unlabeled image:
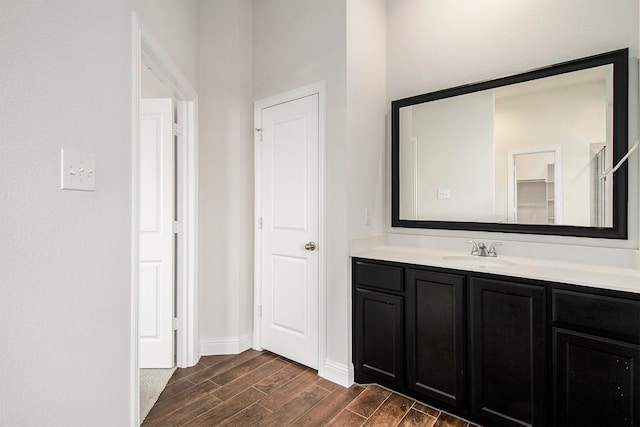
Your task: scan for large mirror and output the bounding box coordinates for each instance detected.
[392,49,629,239]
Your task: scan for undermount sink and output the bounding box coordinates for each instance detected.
[442,255,515,268]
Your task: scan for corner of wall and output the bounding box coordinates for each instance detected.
[319,358,354,388]
[200,334,253,356]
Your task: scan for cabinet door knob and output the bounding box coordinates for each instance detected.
[304,241,316,251]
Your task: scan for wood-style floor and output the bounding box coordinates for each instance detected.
[142,350,478,426]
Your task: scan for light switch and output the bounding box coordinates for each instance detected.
[61,148,95,191]
[437,188,450,199]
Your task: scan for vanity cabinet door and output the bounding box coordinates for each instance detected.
[406,269,466,409]
[553,329,640,426]
[470,277,546,426]
[354,288,404,387]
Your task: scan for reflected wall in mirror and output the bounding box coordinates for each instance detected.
[392,49,629,239]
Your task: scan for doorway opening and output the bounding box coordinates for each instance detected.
[132,13,199,426]
[138,89,177,419]
[508,147,562,225]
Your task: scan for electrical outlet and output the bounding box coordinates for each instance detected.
[364,207,373,225]
[437,188,450,199]
[61,149,95,191]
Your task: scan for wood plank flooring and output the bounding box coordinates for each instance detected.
[142,350,478,427]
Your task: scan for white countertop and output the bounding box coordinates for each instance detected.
[351,244,640,294]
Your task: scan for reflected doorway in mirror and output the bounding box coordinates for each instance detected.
[507,147,563,226]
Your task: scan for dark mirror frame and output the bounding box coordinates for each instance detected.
[391,48,629,239]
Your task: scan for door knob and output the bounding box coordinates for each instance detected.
[304,241,316,251]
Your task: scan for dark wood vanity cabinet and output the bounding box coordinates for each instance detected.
[354,288,404,387]
[353,260,405,388]
[469,277,546,426]
[406,269,466,409]
[552,289,640,426]
[553,329,639,426]
[352,257,640,427]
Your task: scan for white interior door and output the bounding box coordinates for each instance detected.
[139,98,175,368]
[260,94,319,369]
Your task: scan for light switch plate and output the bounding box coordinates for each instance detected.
[437,188,450,199]
[61,148,95,191]
[364,207,373,226]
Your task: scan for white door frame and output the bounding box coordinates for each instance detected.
[131,12,199,427]
[507,146,563,224]
[253,81,327,376]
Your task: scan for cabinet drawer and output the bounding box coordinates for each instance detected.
[354,260,404,292]
[552,289,640,342]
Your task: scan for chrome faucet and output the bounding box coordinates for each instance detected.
[487,242,502,257]
[467,240,502,257]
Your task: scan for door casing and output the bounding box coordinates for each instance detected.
[131,12,199,427]
[253,81,327,377]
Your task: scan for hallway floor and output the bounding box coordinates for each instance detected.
[142,349,477,426]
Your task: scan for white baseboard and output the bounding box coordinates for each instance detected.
[200,334,252,355]
[319,358,353,388]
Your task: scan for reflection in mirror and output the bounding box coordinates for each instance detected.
[399,65,612,226]
[392,49,628,239]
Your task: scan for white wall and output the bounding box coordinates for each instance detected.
[133,0,200,92]
[406,91,495,221]
[387,0,639,252]
[253,0,350,381]
[0,1,131,425]
[388,0,639,101]
[347,0,387,239]
[0,1,200,424]
[198,0,254,353]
